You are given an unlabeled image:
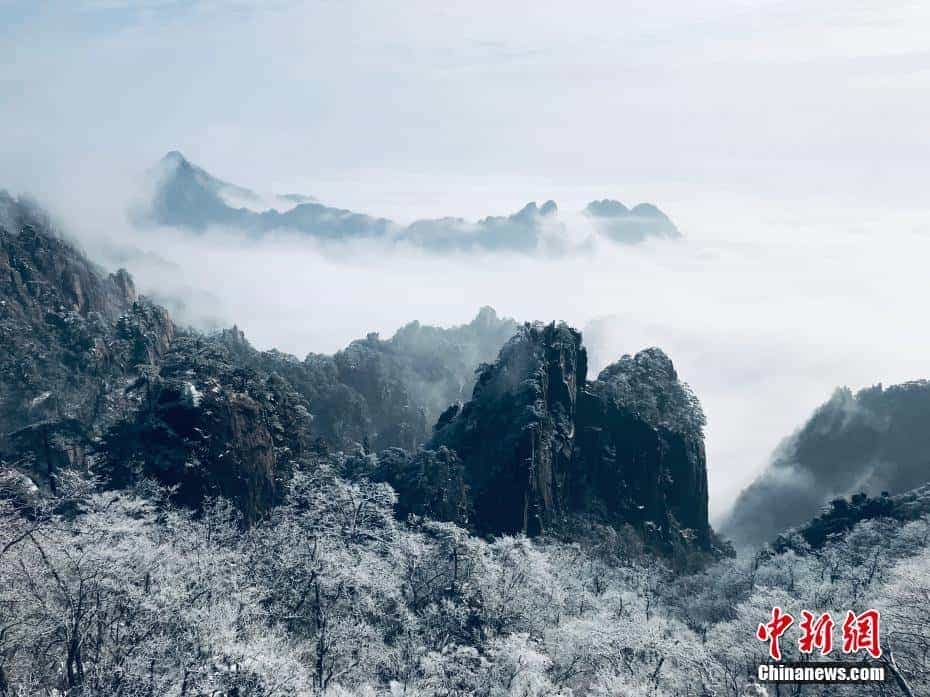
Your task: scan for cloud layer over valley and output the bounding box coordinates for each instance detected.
[14,180,926,527]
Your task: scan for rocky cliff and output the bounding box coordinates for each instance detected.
[0,193,167,492]
[0,194,308,519]
[576,348,709,546]
[0,193,518,520]
[425,322,713,550]
[430,322,584,536]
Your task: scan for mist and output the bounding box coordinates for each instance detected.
[6,177,919,526]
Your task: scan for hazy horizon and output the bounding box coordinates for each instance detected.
[6,175,925,528]
[5,1,930,215]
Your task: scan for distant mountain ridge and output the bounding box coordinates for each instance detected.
[136,151,681,250]
[141,151,393,239]
[583,199,680,243]
[722,380,930,547]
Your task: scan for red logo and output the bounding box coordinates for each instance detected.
[757,608,881,660]
[757,607,794,660]
[799,611,835,656]
[842,609,882,658]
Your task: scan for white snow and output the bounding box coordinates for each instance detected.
[184,381,203,407]
[30,391,52,408]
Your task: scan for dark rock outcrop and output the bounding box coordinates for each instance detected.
[7,419,90,494]
[373,446,470,524]
[773,484,930,552]
[428,322,712,549]
[100,336,312,522]
[577,349,709,542]
[431,322,584,535]
[0,192,307,519]
[0,192,145,460]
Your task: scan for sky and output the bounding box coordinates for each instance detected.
[5,0,930,217]
[3,0,930,521]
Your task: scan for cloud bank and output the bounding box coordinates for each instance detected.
[19,179,924,526]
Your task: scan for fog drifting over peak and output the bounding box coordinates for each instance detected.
[22,179,926,527]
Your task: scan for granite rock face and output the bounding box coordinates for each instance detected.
[0,193,304,520]
[577,348,709,546]
[429,323,712,549]
[0,193,155,492]
[0,195,139,437]
[431,322,584,535]
[99,336,313,522]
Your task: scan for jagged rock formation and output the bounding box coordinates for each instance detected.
[0,192,164,490]
[583,199,681,243]
[138,151,681,250]
[576,348,709,544]
[723,381,930,548]
[426,322,712,550]
[431,322,584,536]
[0,193,302,520]
[100,336,313,521]
[0,192,519,520]
[402,200,562,252]
[213,307,518,452]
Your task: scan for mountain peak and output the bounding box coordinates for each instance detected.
[630,202,667,218]
[583,198,680,243]
[161,150,189,166]
[540,199,558,216]
[512,200,558,223]
[584,199,629,217]
[514,201,539,219]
